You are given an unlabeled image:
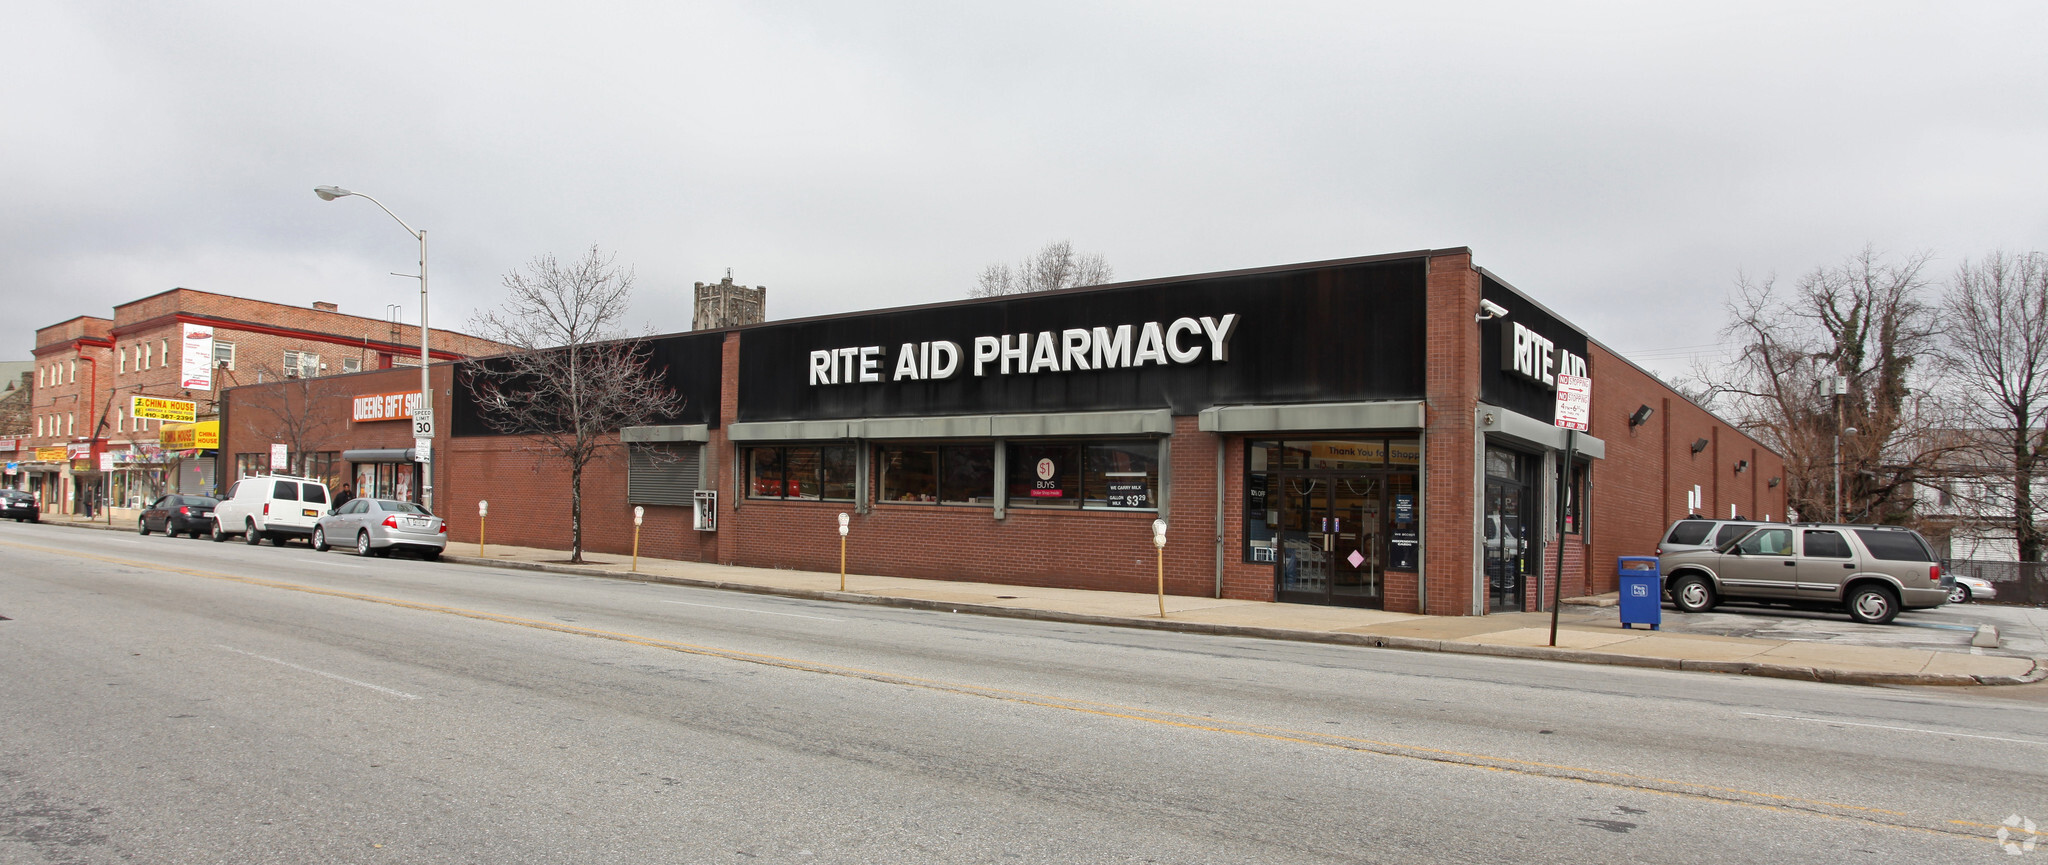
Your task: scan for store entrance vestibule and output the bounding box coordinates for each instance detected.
[1483,445,1537,612]
[1249,439,1420,609]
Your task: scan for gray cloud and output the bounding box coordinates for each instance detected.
[4,1,2044,378]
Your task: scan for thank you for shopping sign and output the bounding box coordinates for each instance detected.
[1554,373,1590,432]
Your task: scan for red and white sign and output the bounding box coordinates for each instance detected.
[270,443,288,471]
[352,391,423,422]
[181,326,215,390]
[1554,373,1591,432]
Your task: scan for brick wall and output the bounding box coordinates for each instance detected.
[1422,252,1481,615]
[1578,342,1786,595]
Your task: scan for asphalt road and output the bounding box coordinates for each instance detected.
[4,521,2045,864]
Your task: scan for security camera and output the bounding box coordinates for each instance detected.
[1476,299,1510,322]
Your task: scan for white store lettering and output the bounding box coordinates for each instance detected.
[814,314,1239,387]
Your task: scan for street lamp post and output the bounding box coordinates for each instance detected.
[314,186,433,513]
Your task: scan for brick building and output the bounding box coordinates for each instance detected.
[10,288,506,520]
[224,249,1786,616]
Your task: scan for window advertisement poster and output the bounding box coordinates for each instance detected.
[1394,494,1415,525]
[181,327,214,390]
[1104,472,1149,508]
[1031,457,1062,497]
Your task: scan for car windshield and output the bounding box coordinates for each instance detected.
[377,500,431,515]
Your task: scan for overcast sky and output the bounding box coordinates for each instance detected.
[4,2,2044,380]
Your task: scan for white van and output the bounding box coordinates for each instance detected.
[211,474,332,546]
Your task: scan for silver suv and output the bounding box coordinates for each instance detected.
[1658,521,1951,624]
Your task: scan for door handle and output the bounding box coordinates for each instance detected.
[1783,560,1796,567]
[1842,563,1855,569]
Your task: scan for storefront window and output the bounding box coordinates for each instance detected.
[1244,438,1421,568]
[1005,441,1158,510]
[878,444,938,502]
[1006,442,1079,506]
[746,445,857,501]
[876,444,992,505]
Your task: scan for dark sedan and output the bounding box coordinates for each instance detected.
[139,494,219,538]
[1,489,38,523]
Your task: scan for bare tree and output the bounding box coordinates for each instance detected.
[1708,247,1957,523]
[1939,250,2048,560]
[466,246,685,563]
[970,240,1114,297]
[236,368,344,479]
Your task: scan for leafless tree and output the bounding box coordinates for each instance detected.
[1708,247,1958,523]
[466,246,685,563]
[1938,250,2048,560]
[236,366,344,479]
[970,240,1114,297]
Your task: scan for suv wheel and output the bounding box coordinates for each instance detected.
[312,526,329,552]
[1947,584,1971,604]
[212,519,229,542]
[1671,575,1717,613]
[1846,584,1900,625]
[244,519,264,546]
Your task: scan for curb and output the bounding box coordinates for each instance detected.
[439,554,2047,688]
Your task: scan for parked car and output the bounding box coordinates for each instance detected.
[311,498,446,559]
[1658,520,1951,624]
[1,489,39,523]
[1656,516,1766,556]
[1948,573,1997,604]
[138,494,219,538]
[211,475,331,546]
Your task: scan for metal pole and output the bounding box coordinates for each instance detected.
[418,228,432,515]
[1833,389,1842,523]
[839,535,847,591]
[1549,429,1576,647]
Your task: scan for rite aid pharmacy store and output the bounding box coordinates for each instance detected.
[433,248,1785,617]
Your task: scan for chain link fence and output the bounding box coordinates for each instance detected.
[1948,559,2048,606]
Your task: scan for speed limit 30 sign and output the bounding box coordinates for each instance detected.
[411,410,435,437]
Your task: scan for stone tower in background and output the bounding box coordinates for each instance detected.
[693,271,766,330]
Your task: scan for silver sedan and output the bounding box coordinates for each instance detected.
[311,498,447,559]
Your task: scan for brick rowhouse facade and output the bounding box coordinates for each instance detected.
[13,288,506,522]
[223,249,1785,616]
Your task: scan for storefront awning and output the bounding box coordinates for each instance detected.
[728,409,1173,442]
[1477,402,1606,459]
[1197,400,1427,434]
[343,448,420,463]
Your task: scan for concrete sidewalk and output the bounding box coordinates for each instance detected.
[40,514,2045,686]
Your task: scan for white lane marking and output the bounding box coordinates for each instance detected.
[1744,712,2046,746]
[657,599,843,622]
[216,644,421,700]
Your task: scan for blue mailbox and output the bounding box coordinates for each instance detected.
[1618,556,1662,630]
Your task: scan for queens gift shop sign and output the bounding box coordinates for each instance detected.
[353,391,423,422]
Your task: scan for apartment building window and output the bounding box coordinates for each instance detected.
[282,350,320,379]
[214,341,236,370]
[341,357,362,374]
[119,348,127,374]
[117,408,125,433]
[67,413,74,435]
[36,416,42,437]
[160,339,169,365]
[68,360,76,382]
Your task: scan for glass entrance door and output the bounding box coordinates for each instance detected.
[1484,478,1529,611]
[1278,474,1385,608]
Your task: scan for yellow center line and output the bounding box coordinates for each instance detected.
[1,538,2005,847]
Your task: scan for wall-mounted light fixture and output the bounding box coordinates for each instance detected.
[1735,460,1749,473]
[1628,405,1654,427]
[1476,298,1510,322]
[1691,438,1710,454]
[1768,476,1781,488]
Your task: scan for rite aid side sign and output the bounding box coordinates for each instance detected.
[1554,373,1591,431]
